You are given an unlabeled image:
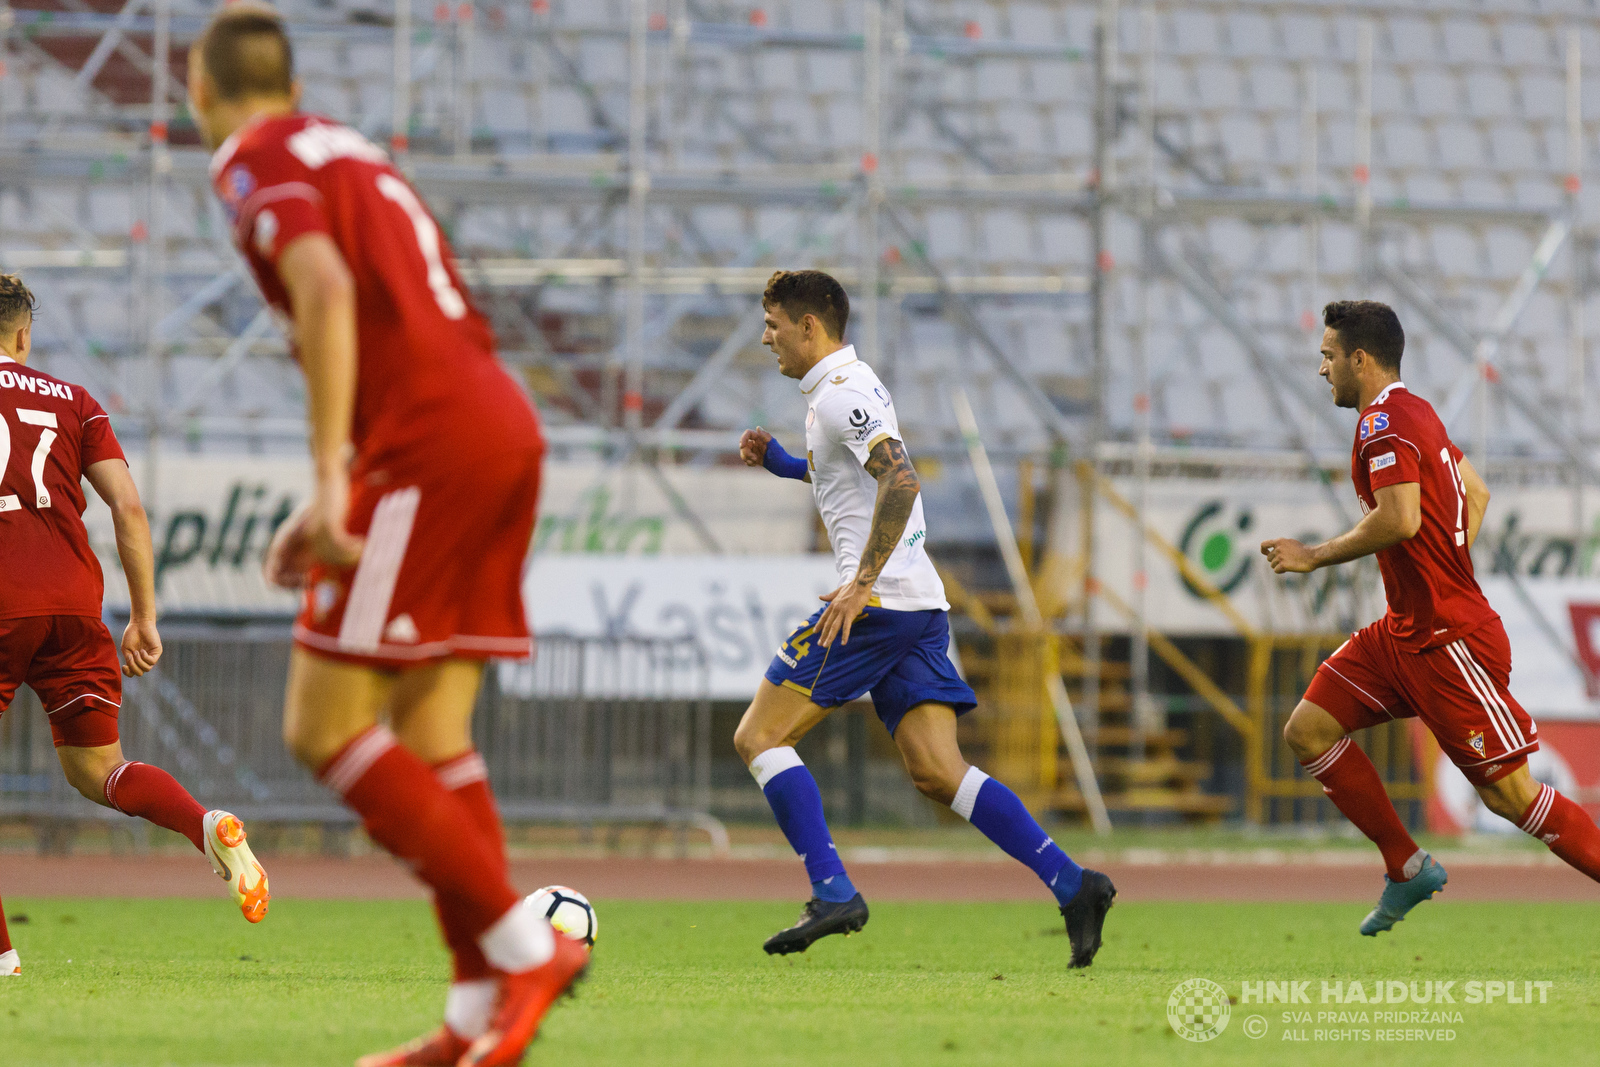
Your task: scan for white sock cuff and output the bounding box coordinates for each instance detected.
[750,746,805,789]
[443,978,498,1040]
[102,760,137,812]
[478,899,556,974]
[1519,783,1557,837]
[1301,736,1351,779]
[321,725,398,795]
[435,750,489,791]
[951,766,990,822]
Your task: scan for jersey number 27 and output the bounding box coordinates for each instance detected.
[0,407,59,513]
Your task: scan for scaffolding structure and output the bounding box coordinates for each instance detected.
[3,0,1597,818]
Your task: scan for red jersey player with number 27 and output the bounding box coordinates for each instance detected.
[0,274,269,980]
[190,8,584,1067]
[1261,300,1600,937]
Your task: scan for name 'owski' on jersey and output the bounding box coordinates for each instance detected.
[209,113,540,472]
[0,355,126,620]
[1350,381,1499,652]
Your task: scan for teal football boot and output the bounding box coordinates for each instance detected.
[1360,853,1448,936]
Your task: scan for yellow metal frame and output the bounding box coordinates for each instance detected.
[945,460,1430,825]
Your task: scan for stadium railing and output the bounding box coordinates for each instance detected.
[0,620,727,857]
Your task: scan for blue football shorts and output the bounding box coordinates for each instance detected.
[763,603,977,735]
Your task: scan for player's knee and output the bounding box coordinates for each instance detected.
[60,757,114,806]
[732,717,776,766]
[1283,706,1341,760]
[905,756,962,805]
[282,717,334,771]
[911,769,958,805]
[1478,790,1520,821]
[1475,781,1530,822]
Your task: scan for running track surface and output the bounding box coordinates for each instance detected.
[5,854,1599,902]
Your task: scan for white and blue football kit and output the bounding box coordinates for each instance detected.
[749,339,1110,964]
[761,345,976,734]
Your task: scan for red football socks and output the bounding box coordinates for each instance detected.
[320,727,519,938]
[102,761,208,851]
[0,891,12,954]
[1519,784,1600,882]
[1302,737,1423,883]
[432,750,505,981]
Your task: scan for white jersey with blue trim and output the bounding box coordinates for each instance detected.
[800,345,948,612]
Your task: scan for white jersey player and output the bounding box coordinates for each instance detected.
[736,269,1115,965]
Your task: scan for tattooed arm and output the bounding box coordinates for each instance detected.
[816,437,920,647]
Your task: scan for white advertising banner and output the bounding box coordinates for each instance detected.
[1477,576,1600,722]
[523,554,841,699]
[1093,476,1600,638]
[88,456,816,612]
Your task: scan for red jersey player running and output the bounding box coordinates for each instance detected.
[1261,300,1600,935]
[0,274,269,979]
[189,8,583,1066]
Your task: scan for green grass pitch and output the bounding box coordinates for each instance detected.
[2,897,1596,1066]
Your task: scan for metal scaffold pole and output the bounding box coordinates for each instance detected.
[1084,2,1116,753]
[144,0,170,526]
[859,1,882,364]
[623,0,648,439]
[1301,60,1319,344]
[1131,5,1155,756]
[392,0,411,159]
[1568,27,1585,544]
[952,389,1112,836]
[1355,21,1373,274]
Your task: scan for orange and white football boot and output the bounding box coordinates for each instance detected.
[203,810,270,923]
[457,937,589,1067]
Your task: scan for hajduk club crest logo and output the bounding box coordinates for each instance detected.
[1167,978,1231,1042]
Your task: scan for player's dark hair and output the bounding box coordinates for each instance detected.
[763,270,849,341]
[0,273,38,333]
[198,3,294,102]
[1323,300,1404,372]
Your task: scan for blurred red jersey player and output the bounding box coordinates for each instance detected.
[1261,300,1600,937]
[0,273,270,979]
[190,7,582,1066]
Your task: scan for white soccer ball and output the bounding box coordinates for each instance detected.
[526,885,597,948]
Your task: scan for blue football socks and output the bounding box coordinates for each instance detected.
[751,747,849,889]
[953,766,1084,906]
[812,872,858,903]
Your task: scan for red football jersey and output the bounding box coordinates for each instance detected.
[209,114,541,470]
[0,356,126,620]
[1351,382,1499,651]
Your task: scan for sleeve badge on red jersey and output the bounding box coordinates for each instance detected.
[1359,411,1389,440]
[223,165,256,205]
[1369,452,1396,473]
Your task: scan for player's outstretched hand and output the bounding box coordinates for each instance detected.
[120,617,162,677]
[817,579,873,648]
[739,427,773,467]
[1260,537,1317,574]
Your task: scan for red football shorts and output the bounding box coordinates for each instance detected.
[293,444,542,670]
[0,615,122,748]
[1306,617,1537,786]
